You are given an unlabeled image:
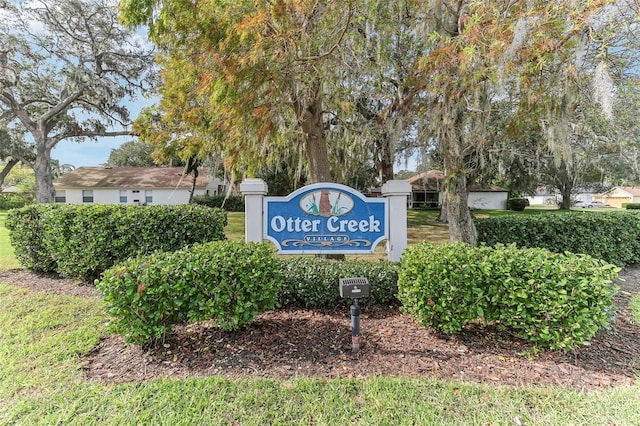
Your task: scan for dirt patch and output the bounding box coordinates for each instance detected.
[2,268,639,390]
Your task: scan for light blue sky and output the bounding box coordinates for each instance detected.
[51,91,155,167]
[52,136,132,167]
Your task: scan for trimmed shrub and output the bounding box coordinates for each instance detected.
[191,194,245,212]
[6,204,227,280]
[278,257,398,307]
[398,242,489,334]
[625,203,640,210]
[97,241,282,345]
[507,198,527,211]
[398,242,619,349]
[5,204,60,273]
[475,211,640,266]
[0,193,34,210]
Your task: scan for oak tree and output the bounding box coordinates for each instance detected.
[0,0,156,202]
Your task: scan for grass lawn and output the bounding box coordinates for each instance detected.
[225,211,245,241]
[1,207,640,424]
[0,211,20,269]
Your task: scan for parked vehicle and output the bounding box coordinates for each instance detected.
[574,201,608,208]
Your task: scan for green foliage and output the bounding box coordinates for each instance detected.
[6,204,227,280]
[3,278,640,424]
[1,1,155,202]
[475,211,640,266]
[5,204,60,273]
[625,203,640,210]
[278,257,399,308]
[191,194,245,212]
[97,241,281,345]
[398,242,619,349]
[106,140,174,167]
[0,193,34,210]
[507,198,527,211]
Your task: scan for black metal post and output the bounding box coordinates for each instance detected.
[351,298,360,353]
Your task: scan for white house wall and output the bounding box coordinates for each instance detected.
[60,188,208,205]
[468,192,508,210]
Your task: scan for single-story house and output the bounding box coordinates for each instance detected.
[53,166,226,205]
[525,184,613,206]
[407,170,509,210]
[1,185,21,194]
[526,187,560,206]
[595,186,640,208]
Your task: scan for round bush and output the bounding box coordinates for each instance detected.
[97,241,282,345]
[398,242,619,349]
[507,198,527,211]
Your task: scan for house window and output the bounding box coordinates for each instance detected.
[54,190,66,203]
[145,190,153,204]
[82,190,93,203]
[119,190,127,203]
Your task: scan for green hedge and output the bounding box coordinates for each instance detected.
[0,193,33,210]
[278,257,399,307]
[6,204,227,280]
[398,242,619,349]
[97,241,281,345]
[4,204,60,273]
[475,211,640,266]
[625,203,640,210]
[191,194,245,212]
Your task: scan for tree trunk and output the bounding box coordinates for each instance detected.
[558,185,573,210]
[295,88,343,259]
[443,172,476,245]
[436,199,448,223]
[34,141,55,203]
[555,160,574,210]
[441,106,477,245]
[298,95,331,184]
[375,133,395,184]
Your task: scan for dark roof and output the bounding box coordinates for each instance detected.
[407,170,507,192]
[53,167,211,189]
[407,170,444,191]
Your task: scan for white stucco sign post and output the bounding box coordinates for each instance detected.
[239,178,268,243]
[382,180,412,262]
[240,179,411,261]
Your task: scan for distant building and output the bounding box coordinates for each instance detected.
[595,186,640,208]
[1,185,21,194]
[53,167,226,205]
[407,170,509,210]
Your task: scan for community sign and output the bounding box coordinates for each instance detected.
[264,183,388,254]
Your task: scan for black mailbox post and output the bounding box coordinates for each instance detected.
[339,277,370,353]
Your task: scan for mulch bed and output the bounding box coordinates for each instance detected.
[2,267,639,390]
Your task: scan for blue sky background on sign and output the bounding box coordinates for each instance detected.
[264,183,388,255]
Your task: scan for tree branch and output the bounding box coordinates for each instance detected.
[1,91,37,131]
[0,158,19,187]
[295,2,352,62]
